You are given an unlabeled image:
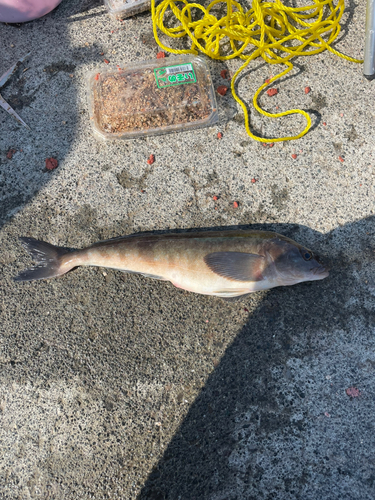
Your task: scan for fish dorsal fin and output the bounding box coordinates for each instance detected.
[204,252,265,282]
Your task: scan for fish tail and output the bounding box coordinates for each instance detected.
[14,237,76,282]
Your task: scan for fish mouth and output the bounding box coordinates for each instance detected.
[312,255,330,278]
[312,265,329,278]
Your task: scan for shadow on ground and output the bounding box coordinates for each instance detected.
[2,218,374,499]
[0,0,103,225]
[139,217,375,500]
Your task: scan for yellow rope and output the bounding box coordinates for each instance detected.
[151,0,362,142]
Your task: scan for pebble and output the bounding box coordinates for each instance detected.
[267,88,278,97]
[45,157,58,171]
[217,85,228,96]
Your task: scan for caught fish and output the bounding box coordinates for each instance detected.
[15,230,329,298]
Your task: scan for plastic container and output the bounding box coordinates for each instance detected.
[104,0,151,20]
[88,55,218,141]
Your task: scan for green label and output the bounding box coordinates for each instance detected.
[154,63,196,89]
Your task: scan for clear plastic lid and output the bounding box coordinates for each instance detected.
[104,0,151,20]
[88,55,218,140]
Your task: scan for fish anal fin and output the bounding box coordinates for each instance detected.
[204,252,265,282]
[120,270,167,281]
[141,273,167,281]
[221,293,253,302]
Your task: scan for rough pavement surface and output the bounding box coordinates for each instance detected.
[0,1,374,499]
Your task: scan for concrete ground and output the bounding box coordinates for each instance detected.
[0,0,374,498]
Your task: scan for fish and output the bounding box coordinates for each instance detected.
[14,229,329,298]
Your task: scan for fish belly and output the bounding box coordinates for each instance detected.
[80,234,272,296]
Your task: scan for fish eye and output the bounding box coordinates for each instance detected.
[302,251,312,261]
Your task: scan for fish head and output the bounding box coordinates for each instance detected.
[267,238,329,286]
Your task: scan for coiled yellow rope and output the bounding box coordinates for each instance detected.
[151,0,363,142]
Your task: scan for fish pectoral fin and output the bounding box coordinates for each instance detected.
[204,252,265,282]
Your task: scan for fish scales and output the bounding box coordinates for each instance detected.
[15,230,329,298]
[73,232,268,293]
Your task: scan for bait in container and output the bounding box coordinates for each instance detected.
[88,55,218,140]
